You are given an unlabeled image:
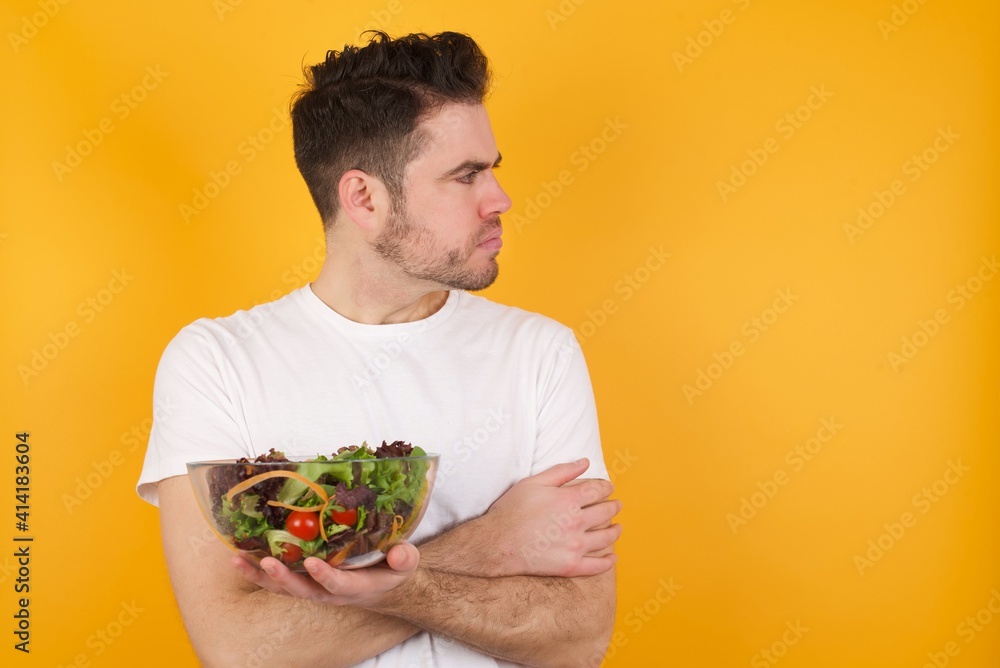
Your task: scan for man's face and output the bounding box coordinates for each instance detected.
[372,103,512,291]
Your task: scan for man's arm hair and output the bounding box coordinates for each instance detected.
[386,471,617,666]
[381,528,617,667]
[158,475,420,668]
[160,461,620,667]
[231,461,620,667]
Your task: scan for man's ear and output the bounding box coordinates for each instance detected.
[338,169,390,232]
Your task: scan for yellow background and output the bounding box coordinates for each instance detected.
[2,0,998,666]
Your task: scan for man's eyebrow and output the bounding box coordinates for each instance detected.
[440,152,503,179]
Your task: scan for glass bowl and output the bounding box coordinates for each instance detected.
[186,446,438,571]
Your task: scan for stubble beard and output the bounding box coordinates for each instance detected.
[372,201,500,292]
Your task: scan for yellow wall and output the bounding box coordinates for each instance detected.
[3,0,998,666]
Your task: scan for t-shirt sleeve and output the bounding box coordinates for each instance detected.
[530,327,609,480]
[136,324,251,505]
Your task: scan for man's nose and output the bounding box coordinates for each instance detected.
[485,171,512,216]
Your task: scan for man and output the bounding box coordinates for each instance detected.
[137,31,621,667]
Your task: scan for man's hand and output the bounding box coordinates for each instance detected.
[473,458,621,578]
[157,475,422,668]
[231,543,420,607]
[231,457,621,590]
[411,458,622,579]
[221,459,620,667]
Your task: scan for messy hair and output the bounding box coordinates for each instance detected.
[291,31,492,228]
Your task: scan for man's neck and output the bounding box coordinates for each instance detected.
[310,246,449,325]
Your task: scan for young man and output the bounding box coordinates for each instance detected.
[137,31,621,667]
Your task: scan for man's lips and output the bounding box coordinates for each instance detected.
[478,226,503,250]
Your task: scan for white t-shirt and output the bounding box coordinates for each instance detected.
[137,284,608,668]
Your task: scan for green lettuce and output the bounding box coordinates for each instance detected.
[220,494,271,541]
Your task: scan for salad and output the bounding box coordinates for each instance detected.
[207,441,431,568]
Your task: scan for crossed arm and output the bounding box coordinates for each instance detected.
[159,459,621,668]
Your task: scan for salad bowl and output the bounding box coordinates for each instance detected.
[187,442,439,571]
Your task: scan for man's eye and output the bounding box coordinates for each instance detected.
[458,170,480,184]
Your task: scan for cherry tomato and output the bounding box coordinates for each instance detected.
[330,507,358,527]
[279,543,303,564]
[286,511,320,541]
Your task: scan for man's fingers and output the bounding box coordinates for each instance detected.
[233,556,335,603]
[527,458,590,487]
[263,558,333,601]
[229,557,277,593]
[582,524,622,556]
[385,543,420,573]
[231,547,419,607]
[572,553,618,578]
[302,558,361,598]
[580,498,622,529]
[573,478,615,507]
[231,556,288,595]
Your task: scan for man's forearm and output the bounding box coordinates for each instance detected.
[218,522,614,668]
[198,587,420,668]
[158,475,420,668]
[360,471,618,666]
[361,513,617,668]
[218,551,611,668]
[374,566,616,668]
[207,466,620,667]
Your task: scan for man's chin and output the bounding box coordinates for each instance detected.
[450,261,499,292]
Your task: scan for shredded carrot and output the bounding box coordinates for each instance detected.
[225,471,329,504]
[326,542,354,568]
[318,500,332,541]
[225,470,422,563]
[389,514,404,542]
[266,501,323,512]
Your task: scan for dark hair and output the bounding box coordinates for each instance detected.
[291,31,492,228]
